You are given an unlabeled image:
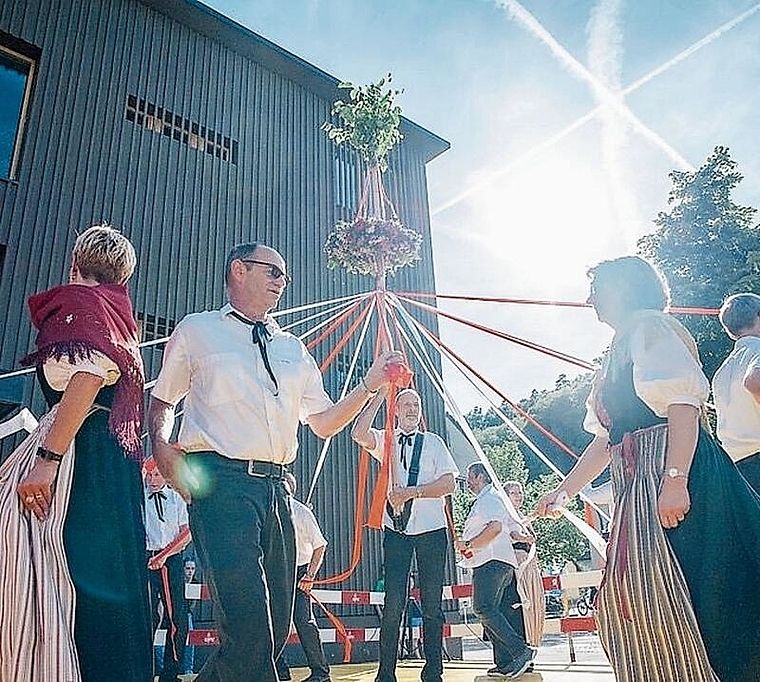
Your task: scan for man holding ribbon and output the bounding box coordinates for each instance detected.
[352,388,458,682]
[148,242,400,682]
[143,459,191,682]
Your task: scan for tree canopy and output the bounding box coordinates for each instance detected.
[638,145,760,376]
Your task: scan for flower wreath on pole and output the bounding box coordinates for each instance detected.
[322,75,422,290]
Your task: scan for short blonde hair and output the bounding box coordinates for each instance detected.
[72,224,137,284]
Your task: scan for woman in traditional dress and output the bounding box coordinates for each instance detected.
[504,480,545,650]
[536,255,760,682]
[0,224,152,680]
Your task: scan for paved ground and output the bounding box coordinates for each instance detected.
[175,633,616,681]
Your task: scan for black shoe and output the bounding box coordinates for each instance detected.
[302,674,331,682]
[486,667,510,678]
[505,648,533,678]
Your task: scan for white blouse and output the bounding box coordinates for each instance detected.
[43,351,120,392]
[584,316,709,437]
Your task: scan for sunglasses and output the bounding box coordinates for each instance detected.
[240,259,292,284]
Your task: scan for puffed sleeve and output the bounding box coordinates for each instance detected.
[630,317,709,417]
[582,373,608,438]
[43,350,120,391]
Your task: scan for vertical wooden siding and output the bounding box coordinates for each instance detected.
[0,0,451,603]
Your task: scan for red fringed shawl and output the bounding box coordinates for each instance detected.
[21,283,145,460]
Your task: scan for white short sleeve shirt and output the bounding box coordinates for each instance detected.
[713,336,760,461]
[460,484,522,569]
[291,498,328,567]
[368,428,459,535]
[144,485,189,551]
[151,304,334,463]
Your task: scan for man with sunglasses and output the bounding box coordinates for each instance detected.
[148,242,401,682]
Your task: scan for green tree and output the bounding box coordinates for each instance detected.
[517,372,595,478]
[637,145,760,376]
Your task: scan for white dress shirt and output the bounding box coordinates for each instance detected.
[584,316,709,438]
[368,428,459,535]
[144,484,189,551]
[460,484,522,569]
[291,498,327,568]
[713,336,760,461]
[151,304,333,463]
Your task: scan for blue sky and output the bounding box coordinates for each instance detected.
[207,0,760,410]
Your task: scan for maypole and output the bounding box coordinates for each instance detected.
[322,75,417,529]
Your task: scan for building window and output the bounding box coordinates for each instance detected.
[333,147,360,217]
[0,45,35,180]
[126,94,239,165]
[136,312,176,342]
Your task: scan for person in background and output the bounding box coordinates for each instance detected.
[504,480,544,654]
[352,388,458,682]
[455,463,533,679]
[712,292,760,493]
[276,472,332,682]
[183,558,199,675]
[144,458,191,682]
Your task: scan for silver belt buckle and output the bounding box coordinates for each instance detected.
[247,461,266,478]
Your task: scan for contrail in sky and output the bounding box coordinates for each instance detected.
[496,0,692,168]
[587,0,640,240]
[432,2,760,216]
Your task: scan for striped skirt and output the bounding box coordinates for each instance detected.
[0,407,80,682]
[596,424,718,681]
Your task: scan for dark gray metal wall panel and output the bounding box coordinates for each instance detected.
[0,0,450,596]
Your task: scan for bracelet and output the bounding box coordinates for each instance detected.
[303,573,315,581]
[415,486,424,499]
[36,446,63,463]
[360,375,378,396]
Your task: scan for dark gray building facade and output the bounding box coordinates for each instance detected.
[0,0,453,640]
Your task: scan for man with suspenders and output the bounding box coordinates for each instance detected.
[352,388,459,682]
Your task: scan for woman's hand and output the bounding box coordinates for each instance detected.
[658,477,690,528]
[535,489,568,519]
[17,459,59,521]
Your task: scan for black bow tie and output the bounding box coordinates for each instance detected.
[230,311,278,394]
[398,433,415,469]
[149,489,167,522]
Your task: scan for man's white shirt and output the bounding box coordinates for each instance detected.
[145,485,189,551]
[460,484,522,569]
[151,304,333,463]
[713,336,760,461]
[368,428,459,535]
[291,498,327,567]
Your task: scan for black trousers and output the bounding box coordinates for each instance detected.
[377,527,447,682]
[277,564,330,678]
[148,552,188,682]
[472,560,529,670]
[187,452,296,682]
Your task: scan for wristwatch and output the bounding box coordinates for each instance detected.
[464,540,472,549]
[664,467,688,480]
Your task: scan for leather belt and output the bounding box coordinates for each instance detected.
[246,460,286,479]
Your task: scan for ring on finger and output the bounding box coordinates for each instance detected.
[24,495,34,504]
[34,493,44,499]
